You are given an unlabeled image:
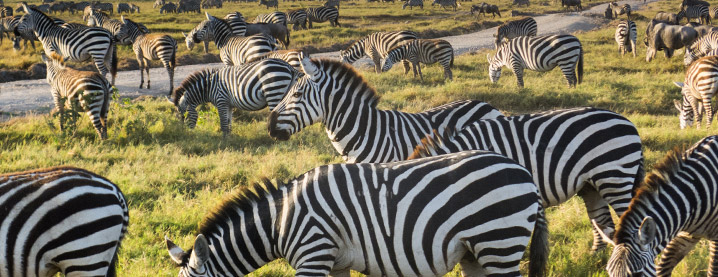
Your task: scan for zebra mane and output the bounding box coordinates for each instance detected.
[172,68,217,106]
[314,58,380,107]
[48,52,65,66]
[197,178,281,237]
[407,128,455,160]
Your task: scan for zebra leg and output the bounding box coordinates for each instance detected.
[145,58,152,89]
[459,254,486,276]
[559,62,577,88]
[402,60,411,75]
[577,185,615,252]
[186,105,199,129]
[656,233,699,276]
[136,52,145,89]
[81,91,107,139]
[704,97,713,128]
[511,64,524,88]
[168,53,176,97]
[709,240,718,276]
[203,40,209,54]
[443,61,452,80]
[416,62,423,81]
[216,102,232,137]
[692,97,702,129]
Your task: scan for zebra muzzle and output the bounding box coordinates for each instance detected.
[267,111,290,141]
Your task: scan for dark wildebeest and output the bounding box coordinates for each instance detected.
[246,22,290,48]
[160,2,176,13]
[685,22,718,37]
[561,0,581,11]
[117,3,131,13]
[654,11,679,24]
[471,3,500,17]
[645,19,698,62]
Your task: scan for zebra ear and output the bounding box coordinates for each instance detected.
[205,11,212,20]
[165,236,186,265]
[182,32,187,38]
[674,99,682,112]
[300,55,320,81]
[638,217,657,247]
[591,220,616,247]
[486,53,492,63]
[673,81,684,88]
[21,3,30,13]
[121,15,125,22]
[188,234,210,270]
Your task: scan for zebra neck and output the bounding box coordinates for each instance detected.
[212,23,233,48]
[322,107,387,162]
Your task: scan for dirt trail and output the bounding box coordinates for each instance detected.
[0,0,653,118]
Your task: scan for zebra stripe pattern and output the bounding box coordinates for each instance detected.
[674,55,718,129]
[118,17,177,96]
[596,135,718,277]
[253,11,287,26]
[494,17,537,48]
[287,9,307,30]
[488,34,583,88]
[410,107,645,252]
[245,49,306,71]
[42,53,112,139]
[85,9,124,40]
[268,57,504,163]
[684,31,718,66]
[0,166,128,277]
[188,14,276,66]
[678,5,710,24]
[18,5,117,85]
[615,20,637,57]
[172,58,300,136]
[166,150,548,276]
[381,38,454,80]
[222,12,248,36]
[340,30,418,73]
[305,6,340,28]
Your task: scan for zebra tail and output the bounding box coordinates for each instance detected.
[450,52,454,68]
[111,43,118,83]
[631,154,646,197]
[528,203,549,277]
[408,129,445,160]
[106,242,121,277]
[577,47,583,84]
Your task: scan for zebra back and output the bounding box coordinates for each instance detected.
[495,17,537,48]
[340,30,418,64]
[223,12,248,36]
[245,49,306,71]
[306,6,339,26]
[218,33,278,66]
[685,31,718,66]
[253,11,287,26]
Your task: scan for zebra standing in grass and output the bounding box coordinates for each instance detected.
[116,16,176,96]
[0,15,20,46]
[488,34,583,88]
[595,135,718,277]
[673,55,718,129]
[494,17,537,48]
[410,107,644,253]
[268,57,504,163]
[403,0,423,10]
[615,20,637,57]
[183,12,246,53]
[172,59,300,136]
[306,6,340,28]
[245,49,307,71]
[253,11,287,26]
[85,9,125,42]
[340,30,418,73]
[18,5,117,85]
[684,31,718,66]
[166,150,549,276]
[678,5,710,24]
[42,52,111,139]
[381,38,454,80]
[287,9,307,30]
[0,166,128,277]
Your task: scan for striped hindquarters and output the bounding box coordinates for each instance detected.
[253,11,287,26]
[135,33,177,62]
[0,166,128,277]
[382,39,454,79]
[679,5,710,22]
[495,17,537,47]
[287,9,307,30]
[340,30,418,64]
[306,6,339,26]
[615,20,637,55]
[679,55,718,128]
[219,33,278,66]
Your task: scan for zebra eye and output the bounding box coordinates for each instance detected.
[293,90,303,97]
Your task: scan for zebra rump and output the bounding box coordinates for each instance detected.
[674,55,718,129]
[615,20,637,57]
[494,17,537,48]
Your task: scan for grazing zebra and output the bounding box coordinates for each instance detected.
[488,34,583,88]
[287,9,307,30]
[494,17,537,48]
[381,38,454,81]
[615,20,637,57]
[684,31,718,66]
[172,59,301,136]
[0,166,128,277]
[245,49,306,71]
[431,0,457,11]
[268,57,503,163]
[306,6,340,28]
[166,150,549,277]
[253,11,287,26]
[340,30,418,73]
[403,0,423,10]
[0,15,20,46]
[42,52,111,139]
[410,107,644,253]
[609,2,631,19]
[673,55,718,129]
[117,16,177,96]
[595,135,718,277]
[678,5,710,24]
[18,4,117,85]
[188,13,276,66]
[85,9,124,41]
[679,0,709,11]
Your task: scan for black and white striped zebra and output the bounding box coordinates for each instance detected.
[1,15,22,46]
[615,20,637,57]
[678,5,710,24]
[410,107,645,253]
[340,30,418,73]
[609,2,631,19]
[684,31,718,66]
[253,11,287,26]
[223,11,248,35]
[381,38,454,80]
[245,49,306,71]
[117,16,177,96]
[183,12,245,53]
[488,34,583,88]
[166,150,549,276]
[595,135,718,277]
[268,57,504,163]
[42,52,111,139]
[172,58,300,136]
[305,6,340,28]
[11,15,79,51]
[673,55,718,129]
[494,17,537,48]
[287,9,307,30]
[402,0,423,10]
[85,9,124,42]
[18,4,118,85]
[0,166,128,277]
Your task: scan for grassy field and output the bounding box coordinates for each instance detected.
[1,0,716,275]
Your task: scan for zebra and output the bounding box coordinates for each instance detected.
[268,57,504,163]
[245,49,306,71]
[42,52,111,139]
[172,59,300,136]
[673,55,718,129]
[85,9,125,42]
[166,150,549,277]
[494,17,537,48]
[488,34,583,88]
[253,11,287,26]
[684,31,718,66]
[117,2,131,13]
[0,166,128,277]
[116,16,177,96]
[678,5,710,24]
[324,0,339,9]
[609,2,631,19]
[410,107,644,253]
[402,0,423,10]
[306,6,340,28]
[431,0,457,11]
[381,38,454,81]
[159,2,176,13]
[187,13,276,66]
[711,6,718,21]
[594,135,718,277]
[18,4,117,85]
[183,12,245,54]
[615,20,637,57]
[0,15,20,46]
[340,30,418,73]
[287,9,307,30]
[223,11,248,35]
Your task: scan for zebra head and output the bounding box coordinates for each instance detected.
[673,82,697,129]
[684,44,699,66]
[487,53,502,83]
[167,235,214,277]
[339,38,365,64]
[381,47,402,72]
[594,218,658,277]
[184,13,216,50]
[17,5,40,32]
[172,68,216,124]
